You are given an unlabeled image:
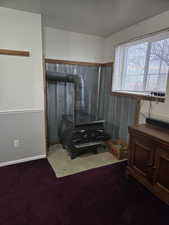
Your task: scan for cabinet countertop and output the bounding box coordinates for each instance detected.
[129,124,169,146]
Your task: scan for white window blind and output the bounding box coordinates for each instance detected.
[112,31,169,94]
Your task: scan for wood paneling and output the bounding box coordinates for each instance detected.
[45,58,113,67]
[0,49,30,57]
[45,58,101,66]
[101,62,114,66]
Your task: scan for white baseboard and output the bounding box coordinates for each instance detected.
[0,109,43,114]
[0,155,46,167]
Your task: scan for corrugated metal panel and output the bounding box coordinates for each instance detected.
[99,65,138,143]
[46,63,99,144]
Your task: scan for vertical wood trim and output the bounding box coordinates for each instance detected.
[134,100,141,125]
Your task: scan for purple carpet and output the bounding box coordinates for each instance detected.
[0,159,169,225]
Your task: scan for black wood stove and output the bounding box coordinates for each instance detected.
[59,114,109,159]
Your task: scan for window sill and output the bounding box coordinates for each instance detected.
[111,91,165,102]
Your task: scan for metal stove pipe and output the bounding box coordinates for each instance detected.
[46,71,85,122]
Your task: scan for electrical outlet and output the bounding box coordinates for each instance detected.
[13,139,20,148]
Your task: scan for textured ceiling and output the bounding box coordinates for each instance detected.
[1,0,169,37]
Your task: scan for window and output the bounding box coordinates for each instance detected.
[112,32,169,94]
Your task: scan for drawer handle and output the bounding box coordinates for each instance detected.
[147,162,153,167]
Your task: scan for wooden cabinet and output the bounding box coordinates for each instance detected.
[153,147,169,204]
[128,124,169,206]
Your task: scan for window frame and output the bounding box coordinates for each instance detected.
[112,31,169,99]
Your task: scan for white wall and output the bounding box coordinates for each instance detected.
[104,10,169,122]
[44,27,104,63]
[0,7,46,164]
[0,7,44,111]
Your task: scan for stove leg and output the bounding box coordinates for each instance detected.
[62,144,68,149]
[93,149,98,154]
[70,152,76,159]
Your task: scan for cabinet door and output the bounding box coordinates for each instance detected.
[130,134,154,179]
[153,147,169,204]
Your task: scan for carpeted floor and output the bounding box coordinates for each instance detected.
[0,159,169,225]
